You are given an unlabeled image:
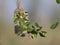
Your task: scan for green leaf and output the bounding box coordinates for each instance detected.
[20,33,25,37]
[13,16,18,23]
[31,33,37,39]
[56,0,60,4]
[23,18,29,21]
[27,27,32,33]
[34,22,42,29]
[36,28,41,31]
[31,25,35,30]
[36,26,42,31]
[50,22,58,29]
[31,35,34,39]
[31,30,37,35]
[25,21,30,26]
[39,26,42,29]
[30,29,38,38]
[39,31,47,37]
[19,19,25,27]
[35,22,40,27]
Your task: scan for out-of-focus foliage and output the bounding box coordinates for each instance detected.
[13,9,47,39]
[50,22,58,30]
[56,0,60,4]
[13,0,60,39]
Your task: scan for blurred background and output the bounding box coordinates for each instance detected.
[0,0,60,45]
